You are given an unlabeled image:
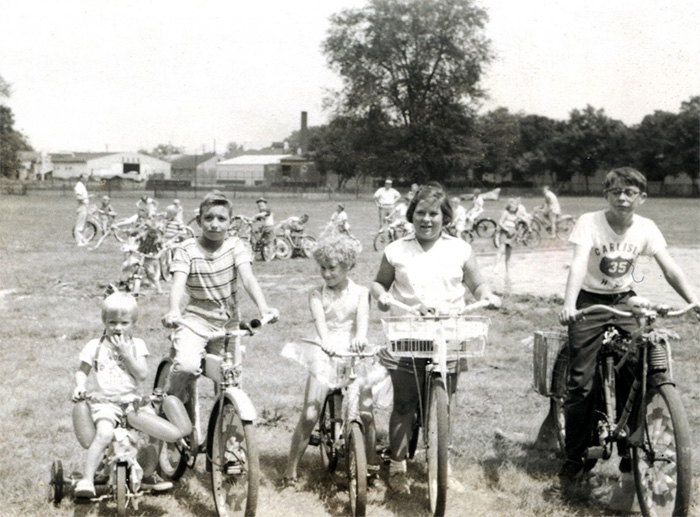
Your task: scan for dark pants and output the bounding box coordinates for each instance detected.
[563,290,638,466]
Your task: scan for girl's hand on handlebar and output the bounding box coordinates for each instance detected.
[162,310,182,329]
[377,293,393,312]
[72,386,86,402]
[482,293,502,310]
[349,338,367,353]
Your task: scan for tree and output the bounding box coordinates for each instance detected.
[674,96,700,194]
[224,141,244,158]
[473,108,520,182]
[323,0,493,181]
[142,143,183,158]
[0,75,32,179]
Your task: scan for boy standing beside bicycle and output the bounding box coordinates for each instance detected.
[556,167,700,490]
[72,292,172,498]
[161,191,278,402]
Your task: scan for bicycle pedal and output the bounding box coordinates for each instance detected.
[223,461,242,476]
[309,433,321,446]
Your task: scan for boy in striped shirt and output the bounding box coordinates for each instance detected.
[161,191,278,401]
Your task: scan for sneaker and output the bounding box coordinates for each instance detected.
[75,478,96,498]
[141,473,173,492]
[281,476,298,490]
[551,461,583,493]
[387,471,410,495]
[618,457,631,473]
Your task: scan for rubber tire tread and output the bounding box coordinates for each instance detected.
[633,384,692,517]
[427,378,449,517]
[347,423,367,517]
[154,361,188,481]
[210,399,260,517]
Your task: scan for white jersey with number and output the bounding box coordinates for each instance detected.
[569,211,666,294]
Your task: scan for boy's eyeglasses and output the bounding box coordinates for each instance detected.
[605,187,642,199]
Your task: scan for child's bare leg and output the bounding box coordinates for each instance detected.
[284,376,328,480]
[84,420,114,482]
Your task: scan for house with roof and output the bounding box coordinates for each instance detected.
[170,153,220,186]
[215,154,293,187]
[50,152,171,182]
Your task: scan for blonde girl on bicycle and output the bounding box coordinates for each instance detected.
[283,234,383,486]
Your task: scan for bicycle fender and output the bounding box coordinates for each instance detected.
[648,371,675,389]
[223,387,257,421]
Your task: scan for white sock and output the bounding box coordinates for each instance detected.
[389,459,406,474]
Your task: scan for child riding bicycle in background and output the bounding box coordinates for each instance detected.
[97,195,117,229]
[283,234,384,486]
[72,292,171,498]
[161,191,278,402]
[556,167,700,490]
[162,204,189,245]
[120,220,164,295]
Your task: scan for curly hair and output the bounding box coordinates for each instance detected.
[313,232,359,269]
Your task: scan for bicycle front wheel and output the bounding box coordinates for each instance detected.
[373,231,389,252]
[300,236,317,258]
[116,463,127,516]
[475,218,497,238]
[261,237,276,262]
[556,218,575,240]
[160,249,173,281]
[319,394,339,473]
[346,423,367,517]
[210,399,260,517]
[633,384,692,517]
[427,377,449,516]
[274,238,292,260]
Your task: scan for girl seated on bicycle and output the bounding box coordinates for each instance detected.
[283,234,384,486]
[370,182,500,495]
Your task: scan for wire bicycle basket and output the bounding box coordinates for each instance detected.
[532,329,568,396]
[381,315,490,359]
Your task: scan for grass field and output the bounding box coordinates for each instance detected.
[1,192,699,517]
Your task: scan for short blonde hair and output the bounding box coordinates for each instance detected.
[101,292,138,321]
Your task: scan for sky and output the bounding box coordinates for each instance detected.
[1,0,698,154]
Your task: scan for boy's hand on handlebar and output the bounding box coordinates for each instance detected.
[320,341,335,355]
[559,307,578,325]
[377,293,393,312]
[482,294,502,310]
[162,310,182,328]
[261,307,279,324]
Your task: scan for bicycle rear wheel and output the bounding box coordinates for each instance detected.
[210,399,260,517]
[373,231,389,252]
[346,423,367,517]
[556,218,575,240]
[523,228,541,247]
[274,238,292,259]
[261,237,276,262]
[319,393,339,473]
[427,377,449,516]
[632,384,692,517]
[300,236,317,258]
[154,361,190,481]
[160,248,173,281]
[73,220,98,243]
[48,459,64,505]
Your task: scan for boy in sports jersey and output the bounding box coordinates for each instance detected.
[161,191,278,401]
[556,167,699,488]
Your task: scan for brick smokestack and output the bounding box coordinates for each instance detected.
[300,111,308,156]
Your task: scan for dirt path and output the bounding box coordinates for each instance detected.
[481,245,700,306]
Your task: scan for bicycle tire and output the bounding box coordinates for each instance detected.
[154,361,189,481]
[549,347,569,453]
[556,218,575,240]
[475,218,497,238]
[113,226,129,243]
[346,423,367,517]
[459,230,474,243]
[300,236,317,258]
[427,377,449,517]
[632,384,692,517]
[160,249,173,281]
[73,220,99,243]
[523,228,541,247]
[319,394,339,473]
[274,238,292,260]
[49,459,64,505]
[261,237,276,262]
[116,463,127,516]
[373,230,389,252]
[530,219,543,235]
[210,399,260,517]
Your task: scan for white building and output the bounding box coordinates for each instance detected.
[215,154,292,187]
[50,152,171,182]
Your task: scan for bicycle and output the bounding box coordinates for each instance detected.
[492,219,541,249]
[373,220,411,251]
[538,300,696,516]
[153,314,274,516]
[273,226,317,259]
[303,340,383,517]
[232,215,279,261]
[381,299,491,516]
[118,246,164,297]
[529,205,576,240]
[48,392,191,516]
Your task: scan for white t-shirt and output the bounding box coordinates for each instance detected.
[544,190,561,214]
[384,234,472,313]
[79,337,149,397]
[569,211,666,294]
[74,181,88,204]
[374,187,401,207]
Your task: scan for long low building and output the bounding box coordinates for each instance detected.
[50,152,171,182]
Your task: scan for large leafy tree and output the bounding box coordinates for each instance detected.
[323,0,493,182]
[674,96,700,194]
[0,75,32,179]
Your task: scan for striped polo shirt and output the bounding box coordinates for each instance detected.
[171,237,253,320]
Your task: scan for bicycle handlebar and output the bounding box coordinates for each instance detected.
[572,302,698,322]
[73,393,161,406]
[173,313,274,341]
[300,338,382,358]
[386,297,491,317]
